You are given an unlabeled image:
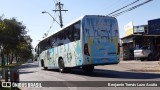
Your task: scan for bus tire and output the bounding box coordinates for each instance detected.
[82,65,94,73]
[41,60,44,67]
[44,67,48,70]
[58,57,65,73]
[41,60,48,70]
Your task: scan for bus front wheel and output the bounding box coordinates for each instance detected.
[58,58,65,73]
[82,65,94,73]
[41,60,48,70]
[41,60,44,67]
[44,67,48,70]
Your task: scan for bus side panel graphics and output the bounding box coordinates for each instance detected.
[63,41,82,67]
[74,41,83,66]
[52,40,82,68]
[47,48,58,68]
[82,16,119,65]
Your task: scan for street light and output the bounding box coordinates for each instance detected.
[42,11,61,27]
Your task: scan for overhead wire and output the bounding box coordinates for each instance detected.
[111,0,153,17]
[105,0,124,14]
[43,11,59,38]
[42,0,61,39]
[52,0,56,4]
[42,20,54,38]
[108,0,140,16]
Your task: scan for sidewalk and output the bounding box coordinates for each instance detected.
[96,60,160,73]
[119,60,160,72]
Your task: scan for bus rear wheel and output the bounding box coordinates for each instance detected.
[58,58,65,73]
[82,65,94,73]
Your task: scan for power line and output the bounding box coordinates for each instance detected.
[55,0,59,3]
[106,0,128,14]
[111,0,153,17]
[52,0,57,4]
[42,11,57,38]
[44,20,54,38]
[108,0,140,16]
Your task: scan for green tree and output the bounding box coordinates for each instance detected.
[15,36,33,63]
[0,16,32,66]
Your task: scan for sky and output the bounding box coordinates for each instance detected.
[0,0,160,48]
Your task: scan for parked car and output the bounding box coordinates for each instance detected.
[134,45,152,61]
[123,49,134,60]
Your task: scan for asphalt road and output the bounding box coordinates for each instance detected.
[18,60,160,90]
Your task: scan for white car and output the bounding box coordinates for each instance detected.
[134,46,152,61]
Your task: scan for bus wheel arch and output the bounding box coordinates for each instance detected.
[58,57,65,73]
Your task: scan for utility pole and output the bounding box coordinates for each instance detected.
[52,2,68,28]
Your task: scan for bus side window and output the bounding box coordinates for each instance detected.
[68,26,74,42]
[63,27,70,44]
[46,38,51,49]
[57,31,64,46]
[50,35,56,48]
[73,22,80,41]
[39,43,43,54]
[69,21,79,42]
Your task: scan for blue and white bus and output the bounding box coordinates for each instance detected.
[35,15,120,73]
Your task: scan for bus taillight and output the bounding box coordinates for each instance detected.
[84,43,90,56]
